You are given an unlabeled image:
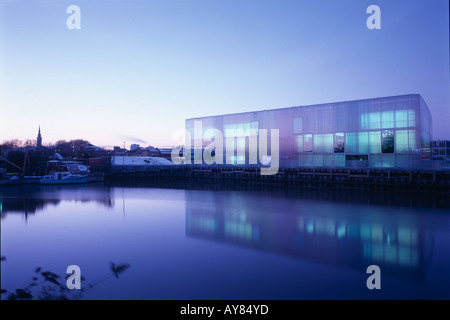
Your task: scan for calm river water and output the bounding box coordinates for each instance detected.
[1,182,449,300]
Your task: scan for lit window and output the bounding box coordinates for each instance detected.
[382,130,394,153]
[382,111,394,129]
[358,132,369,154]
[346,133,357,153]
[334,133,345,153]
[369,131,381,154]
[395,110,408,128]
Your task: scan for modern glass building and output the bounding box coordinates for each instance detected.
[185,94,432,169]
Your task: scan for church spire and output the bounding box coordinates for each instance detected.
[37,126,42,147]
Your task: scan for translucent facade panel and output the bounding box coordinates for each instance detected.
[237,155,246,165]
[395,110,408,128]
[395,130,416,153]
[251,121,258,131]
[296,135,303,152]
[361,112,380,130]
[369,155,382,168]
[313,155,323,166]
[202,126,216,140]
[396,155,415,168]
[224,122,258,137]
[302,154,314,166]
[334,133,345,153]
[335,154,345,167]
[228,155,237,165]
[346,133,357,153]
[313,134,333,153]
[408,130,416,151]
[369,131,381,154]
[408,110,416,127]
[361,114,369,130]
[370,112,381,129]
[382,111,394,129]
[236,137,246,150]
[293,117,303,134]
[382,156,395,168]
[323,155,334,167]
[358,132,369,154]
[395,130,408,153]
[313,134,323,153]
[323,134,334,153]
[304,134,313,152]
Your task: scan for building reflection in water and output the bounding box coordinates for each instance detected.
[185,189,441,284]
[0,184,114,221]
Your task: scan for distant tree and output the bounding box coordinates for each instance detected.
[0,139,22,150]
[54,139,91,157]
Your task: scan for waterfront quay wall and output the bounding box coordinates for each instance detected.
[106,166,450,192]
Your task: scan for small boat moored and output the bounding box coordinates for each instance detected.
[40,172,88,185]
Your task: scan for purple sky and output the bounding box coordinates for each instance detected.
[0,0,449,148]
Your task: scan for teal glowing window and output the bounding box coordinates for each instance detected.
[361,112,381,130]
[228,155,237,164]
[395,130,417,153]
[224,122,258,137]
[358,132,369,154]
[323,134,334,153]
[369,131,381,154]
[382,111,394,129]
[335,154,345,167]
[313,134,333,153]
[395,110,408,128]
[296,135,303,152]
[346,133,357,153]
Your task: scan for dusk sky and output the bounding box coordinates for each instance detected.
[0,0,448,149]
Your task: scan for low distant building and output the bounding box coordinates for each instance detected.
[110,156,175,172]
[130,144,140,151]
[79,144,108,158]
[129,146,162,157]
[158,148,176,161]
[113,146,126,155]
[431,140,450,161]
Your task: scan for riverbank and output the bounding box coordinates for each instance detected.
[107,166,450,193]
